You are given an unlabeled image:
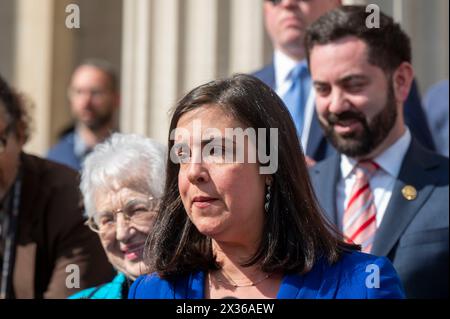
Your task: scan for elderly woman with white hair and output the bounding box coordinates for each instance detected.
[69,133,166,299]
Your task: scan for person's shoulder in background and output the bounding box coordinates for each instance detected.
[68,273,126,299]
[251,63,275,89]
[46,131,81,171]
[423,79,449,157]
[20,153,115,298]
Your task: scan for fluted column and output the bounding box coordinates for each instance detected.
[15,0,76,156]
[229,0,271,74]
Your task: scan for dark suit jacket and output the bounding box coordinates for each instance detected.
[308,140,449,298]
[252,63,436,161]
[12,153,115,298]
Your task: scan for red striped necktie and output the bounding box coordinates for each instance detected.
[343,160,380,253]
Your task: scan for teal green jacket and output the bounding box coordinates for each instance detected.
[68,273,128,299]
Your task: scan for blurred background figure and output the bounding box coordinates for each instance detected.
[422,79,449,157]
[47,59,120,171]
[253,0,436,165]
[129,74,404,299]
[70,133,166,299]
[0,74,114,299]
[254,0,340,165]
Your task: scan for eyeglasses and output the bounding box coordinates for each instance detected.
[266,0,283,4]
[67,87,111,100]
[85,196,160,234]
[265,0,303,5]
[0,123,12,154]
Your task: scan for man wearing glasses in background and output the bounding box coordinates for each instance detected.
[47,59,120,171]
[253,0,435,165]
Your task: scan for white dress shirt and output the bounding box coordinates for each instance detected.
[336,129,412,230]
[273,50,316,153]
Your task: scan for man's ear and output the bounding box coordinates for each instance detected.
[392,62,414,104]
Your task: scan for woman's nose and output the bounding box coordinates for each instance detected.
[115,214,132,242]
[186,162,209,184]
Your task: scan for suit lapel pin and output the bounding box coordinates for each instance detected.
[402,185,417,201]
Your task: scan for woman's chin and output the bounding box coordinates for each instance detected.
[124,260,148,278]
[195,221,223,237]
[192,215,229,236]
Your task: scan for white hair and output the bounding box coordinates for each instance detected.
[80,133,167,218]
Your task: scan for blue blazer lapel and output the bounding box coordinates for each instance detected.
[252,63,276,89]
[264,64,275,89]
[277,258,341,299]
[310,153,341,226]
[371,140,442,256]
[306,110,325,159]
[173,271,205,299]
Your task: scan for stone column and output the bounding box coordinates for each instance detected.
[121,0,271,144]
[14,0,75,156]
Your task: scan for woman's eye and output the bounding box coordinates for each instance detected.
[129,206,148,215]
[172,143,191,163]
[209,146,223,156]
[176,149,191,163]
[99,214,114,225]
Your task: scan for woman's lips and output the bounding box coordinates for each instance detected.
[122,244,145,261]
[192,196,218,208]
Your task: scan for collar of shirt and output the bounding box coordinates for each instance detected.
[340,128,412,179]
[73,128,91,158]
[273,50,308,96]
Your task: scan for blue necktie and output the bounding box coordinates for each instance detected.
[282,63,311,138]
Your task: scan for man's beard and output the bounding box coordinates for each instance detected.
[80,107,114,131]
[319,84,397,158]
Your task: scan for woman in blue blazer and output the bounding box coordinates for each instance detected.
[129,74,405,299]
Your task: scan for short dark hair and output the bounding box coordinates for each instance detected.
[305,5,412,72]
[0,74,32,142]
[146,74,356,278]
[75,58,119,92]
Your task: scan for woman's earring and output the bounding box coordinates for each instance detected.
[264,184,271,213]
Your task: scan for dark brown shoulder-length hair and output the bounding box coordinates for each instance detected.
[146,74,357,278]
[0,74,32,142]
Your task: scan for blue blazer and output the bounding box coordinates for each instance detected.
[252,63,436,162]
[309,139,449,298]
[47,132,82,171]
[129,251,404,299]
